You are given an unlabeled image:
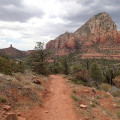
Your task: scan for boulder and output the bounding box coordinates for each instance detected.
[3,105,11,111]
[80,104,87,109]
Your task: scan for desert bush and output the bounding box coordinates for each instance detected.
[100,83,111,92]
[49,55,70,75]
[79,70,90,80]
[74,70,85,81]
[112,90,120,97]
[115,69,120,77]
[71,64,82,74]
[117,111,120,119]
[0,57,12,74]
[72,69,90,86]
[100,84,120,97]
[0,97,7,103]
[91,103,96,107]
[92,99,100,105]
[60,56,69,75]
[102,68,117,86]
[49,62,62,74]
[71,94,79,101]
[90,62,103,87]
[72,89,77,93]
[96,96,101,99]
[113,76,120,88]
[71,78,89,86]
[0,57,25,75]
[104,94,110,98]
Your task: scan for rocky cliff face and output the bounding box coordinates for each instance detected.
[46,32,77,55]
[75,12,117,45]
[46,12,120,57]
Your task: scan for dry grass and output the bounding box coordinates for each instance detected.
[0,72,50,112]
[70,84,119,120]
[117,111,120,119]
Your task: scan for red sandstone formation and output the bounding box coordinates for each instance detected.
[0,45,25,58]
[46,32,77,55]
[46,12,120,58]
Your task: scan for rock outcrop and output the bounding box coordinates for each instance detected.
[46,12,120,58]
[0,45,26,58]
[46,32,77,55]
[74,12,119,45]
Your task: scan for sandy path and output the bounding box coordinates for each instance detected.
[25,75,77,120]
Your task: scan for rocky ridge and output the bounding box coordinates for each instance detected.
[0,45,25,58]
[0,45,34,58]
[46,12,120,59]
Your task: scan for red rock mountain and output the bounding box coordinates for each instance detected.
[46,12,120,59]
[0,45,25,58]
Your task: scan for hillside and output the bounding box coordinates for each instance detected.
[0,45,34,58]
[0,45,25,58]
[1,74,120,120]
[46,12,120,59]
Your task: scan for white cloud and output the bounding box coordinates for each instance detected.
[0,0,120,50]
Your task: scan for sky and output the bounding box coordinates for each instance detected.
[0,0,120,50]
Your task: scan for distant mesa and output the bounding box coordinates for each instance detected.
[46,12,120,59]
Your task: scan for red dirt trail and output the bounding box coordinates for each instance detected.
[25,75,78,120]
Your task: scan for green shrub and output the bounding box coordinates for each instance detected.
[91,103,96,107]
[117,111,120,119]
[71,69,90,86]
[0,97,7,103]
[96,96,101,99]
[104,94,110,98]
[113,76,120,88]
[90,62,103,84]
[116,104,120,108]
[71,95,79,101]
[0,57,25,75]
[72,64,82,74]
[71,78,89,86]
[92,99,100,105]
[72,89,77,93]
[112,91,120,97]
[49,62,62,74]
[101,83,111,92]
[0,57,12,74]
[74,70,90,83]
[60,56,69,75]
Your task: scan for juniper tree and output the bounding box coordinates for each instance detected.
[31,42,50,75]
[90,62,103,87]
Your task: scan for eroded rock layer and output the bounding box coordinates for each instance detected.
[46,12,120,58]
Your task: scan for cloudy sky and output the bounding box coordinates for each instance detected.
[0,0,120,50]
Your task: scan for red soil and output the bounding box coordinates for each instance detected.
[24,75,78,120]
